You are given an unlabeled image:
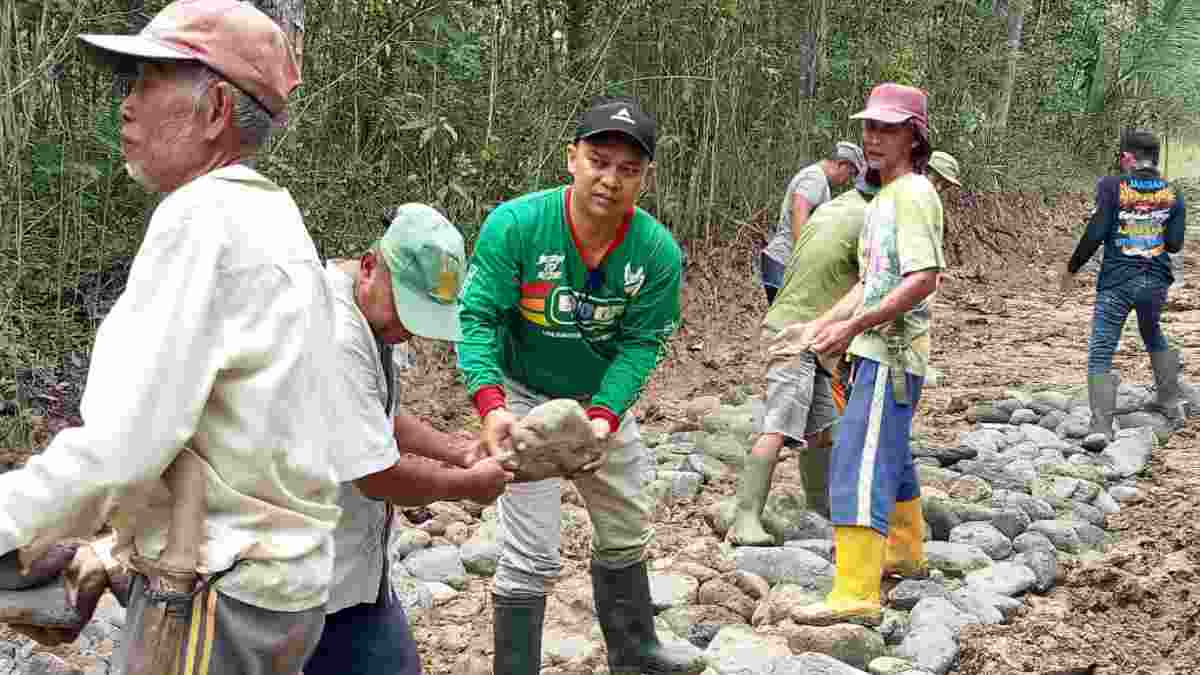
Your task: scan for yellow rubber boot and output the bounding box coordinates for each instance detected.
[790,526,884,626]
[883,497,929,579]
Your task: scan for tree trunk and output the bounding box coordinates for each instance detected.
[797,31,817,98]
[565,0,588,67]
[992,0,1026,130]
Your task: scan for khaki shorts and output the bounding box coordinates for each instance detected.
[761,328,839,442]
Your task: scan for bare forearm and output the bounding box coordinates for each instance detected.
[392,413,461,465]
[848,271,938,334]
[820,283,864,324]
[789,200,811,242]
[354,455,463,506]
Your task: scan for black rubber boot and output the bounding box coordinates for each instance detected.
[493,593,546,675]
[592,560,707,675]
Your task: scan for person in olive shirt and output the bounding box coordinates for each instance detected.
[457,96,706,675]
[728,175,879,547]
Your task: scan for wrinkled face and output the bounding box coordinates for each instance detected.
[862,119,916,175]
[829,160,858,187]
[566,135,648,223]
[120,61,210,193]
[357,251,413,344]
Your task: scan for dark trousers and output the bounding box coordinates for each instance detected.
[304,590,423,675]
[1088,276,1170,375]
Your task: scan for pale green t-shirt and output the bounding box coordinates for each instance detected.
[848,172,945,376]
[763,189,870,331]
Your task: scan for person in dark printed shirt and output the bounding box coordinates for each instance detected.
[1060,128,1187,450]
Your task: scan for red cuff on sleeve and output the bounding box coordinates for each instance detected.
[587,406,620,434]
[474,386,507,419]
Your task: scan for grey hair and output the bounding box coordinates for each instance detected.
[185,64,274,151]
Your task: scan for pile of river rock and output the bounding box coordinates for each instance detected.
[2,381,1187,675]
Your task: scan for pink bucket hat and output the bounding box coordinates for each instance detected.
[851,83,929,138]
[79,0,300,122]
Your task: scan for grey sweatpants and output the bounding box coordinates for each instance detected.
[493,379,654,599]
[114,574,325,675]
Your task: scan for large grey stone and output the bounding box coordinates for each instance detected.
[948,588,1003,625]
[782,623,886,670]
[948,522,1013,560]
[1019,423,1062,448]
[1109,485,1143,503]
[460,521,499,576]
[390,527,432,560]
[1032,390,1072,411]
[990,490,1055,522]
[766,652,873,674]
[403,545,468,589]
[1012,531,1056,554]
[649,573,700,611]
[894,620,958,674]
[783,539,835,562]
[924,541,993,578]
[908,596,980,636]
[733,547,833,589]
[1057,416,1091,440]
[768,648,873,667]
[1101,427,1155,477]
[965,561,1036,596]
[889,579,950,611]
[1116,410,1171,436]
[1013,550,1058,593]
[703,624,791,675]
[868,656,918,675]
[1039,410,1066,431]
[1092,489,1121,515]
[989,508,1032,540]
[878,608,911,646]
[390,573,434,612]
[1009,409,1039,425]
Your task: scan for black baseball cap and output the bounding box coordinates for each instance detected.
[575,98,656,159]
[1120,128,1160,161]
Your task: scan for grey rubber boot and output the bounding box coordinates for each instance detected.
[592,561,707,674]
[1148,349,1187,424]
[493,594,546,675]
[1082,372,1120,452]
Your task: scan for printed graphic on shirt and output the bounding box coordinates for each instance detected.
[537,253,566,280]
[518,279,627,335]
[1116,178,1177,259]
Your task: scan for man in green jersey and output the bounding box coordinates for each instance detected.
[457,96,706,675]
[728,175,878,546]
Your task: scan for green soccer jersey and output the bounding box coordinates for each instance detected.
[458,186,682,418]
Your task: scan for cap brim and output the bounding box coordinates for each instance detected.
[78,34,197,63]
[849,107,914,124]
[576,128,653,158]
[391,283,462,342]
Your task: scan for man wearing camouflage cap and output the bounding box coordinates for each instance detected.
[305,204,512,675]
[0,2,345,672]
[761,141,866,304]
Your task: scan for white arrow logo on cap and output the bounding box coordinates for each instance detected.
[610,108,637,125]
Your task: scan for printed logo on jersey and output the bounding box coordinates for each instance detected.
[537,253,566,281]
[623,263,646,296]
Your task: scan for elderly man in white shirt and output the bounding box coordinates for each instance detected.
[0,2,346,673]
